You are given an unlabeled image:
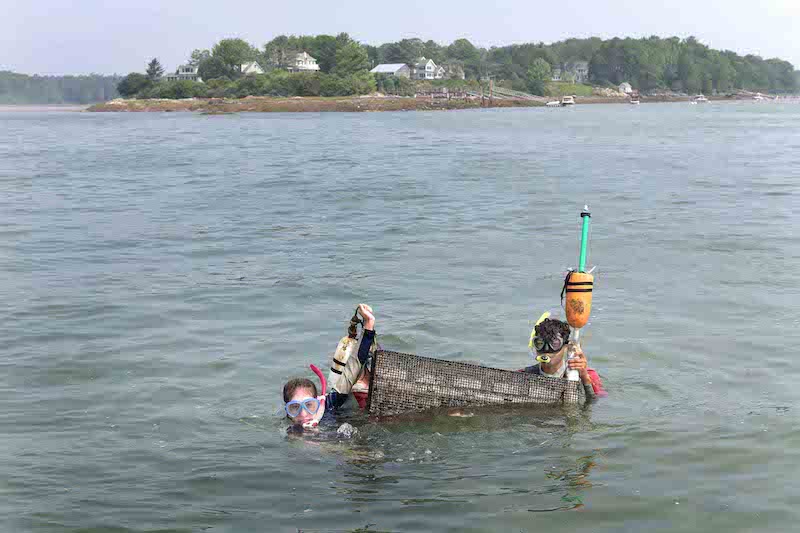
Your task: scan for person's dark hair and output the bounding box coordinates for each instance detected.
[283,378,317,402]
[534,318,571,343]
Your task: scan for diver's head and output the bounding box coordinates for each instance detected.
[532,318,571,374]
[283,377,319,426]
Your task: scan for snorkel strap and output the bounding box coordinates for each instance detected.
[530,312,553,364]
[304,364,327,429]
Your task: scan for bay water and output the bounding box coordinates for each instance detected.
[2,102,799,532]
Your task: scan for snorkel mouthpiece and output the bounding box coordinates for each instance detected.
[536,354,551,364]
[303,364,327,429]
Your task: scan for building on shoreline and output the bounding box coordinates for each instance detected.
[412,57,445,80]
[287,52,320,72]
[164,65,202,83]
[370,63,411,78]
[619,82,633,94]
[241,62,264,75]
[550,60,590,84]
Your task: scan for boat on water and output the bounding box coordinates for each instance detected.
[545,101,561,107]
[629,90,640,105]
[693,94,709,103]
[753,92,768,101]
[560,96,575,106]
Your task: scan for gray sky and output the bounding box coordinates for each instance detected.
[2,0,798,75]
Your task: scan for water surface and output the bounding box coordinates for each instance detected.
[2,102,799,532]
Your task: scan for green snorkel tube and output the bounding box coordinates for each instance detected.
[563,206,594,382]
[578,206,591,274]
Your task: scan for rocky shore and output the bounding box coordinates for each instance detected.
[86,93,759,113]
[87,96,542,113]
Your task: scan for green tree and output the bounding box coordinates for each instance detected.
[383,38,424,65]
[311,35,339,73]
[188,49,210,68]
[146,58,164,81]
[117,73,151,97]
[212,38,255,78]
[286,72,321,96]
[333,41,370,75]
[198,56,231,81]
[526,58,551,95]
[422,40,445,63]
[343,70,377,95]
[263,35,296,69]
[447,39,482,78]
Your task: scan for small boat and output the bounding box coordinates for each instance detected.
[545,101,561,107]
[693,94,709,103]
[629,90,640,105]
[753,92,767,101]
[560,95,575,106]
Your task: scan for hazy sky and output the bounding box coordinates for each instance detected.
[2,0,798,75]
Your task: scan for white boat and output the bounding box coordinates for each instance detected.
[560,96,575,106]
[693,94,709,103]
[753,92,767,101]
[545,101,561,107]
[629,91,640,105]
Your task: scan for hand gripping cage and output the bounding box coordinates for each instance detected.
[366,350,585,416]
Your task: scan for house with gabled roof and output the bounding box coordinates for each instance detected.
[412,57,444,80]
[287,52,320,72]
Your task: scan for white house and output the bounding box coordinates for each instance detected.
[241,62,264,75]
[619,82,633,94]
[370,63,411,78]
[551,68,562,82]
[568,60,590,83]
[412,57,444,80]
[287,52,320,72]
[164,65,202,83]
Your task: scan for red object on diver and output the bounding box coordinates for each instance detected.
[310,364,326,395]
[586,369,607,397]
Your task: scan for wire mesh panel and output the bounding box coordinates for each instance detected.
[367,350,585,416]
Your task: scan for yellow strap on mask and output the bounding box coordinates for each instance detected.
[528,311,551,351]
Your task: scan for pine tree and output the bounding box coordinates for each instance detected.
[146,58,164,81]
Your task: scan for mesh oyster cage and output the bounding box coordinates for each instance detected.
[366,350,585,416]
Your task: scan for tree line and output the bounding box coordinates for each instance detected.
[0,71,120,104]
[116,34,797,100]
[5,34,792,103]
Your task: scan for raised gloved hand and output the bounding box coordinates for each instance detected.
[357,303,375,330]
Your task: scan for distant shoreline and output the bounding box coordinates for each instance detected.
[83,94,765,113]
[86,96,542,113]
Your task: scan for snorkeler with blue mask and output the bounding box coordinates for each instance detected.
[282,304,377,432]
